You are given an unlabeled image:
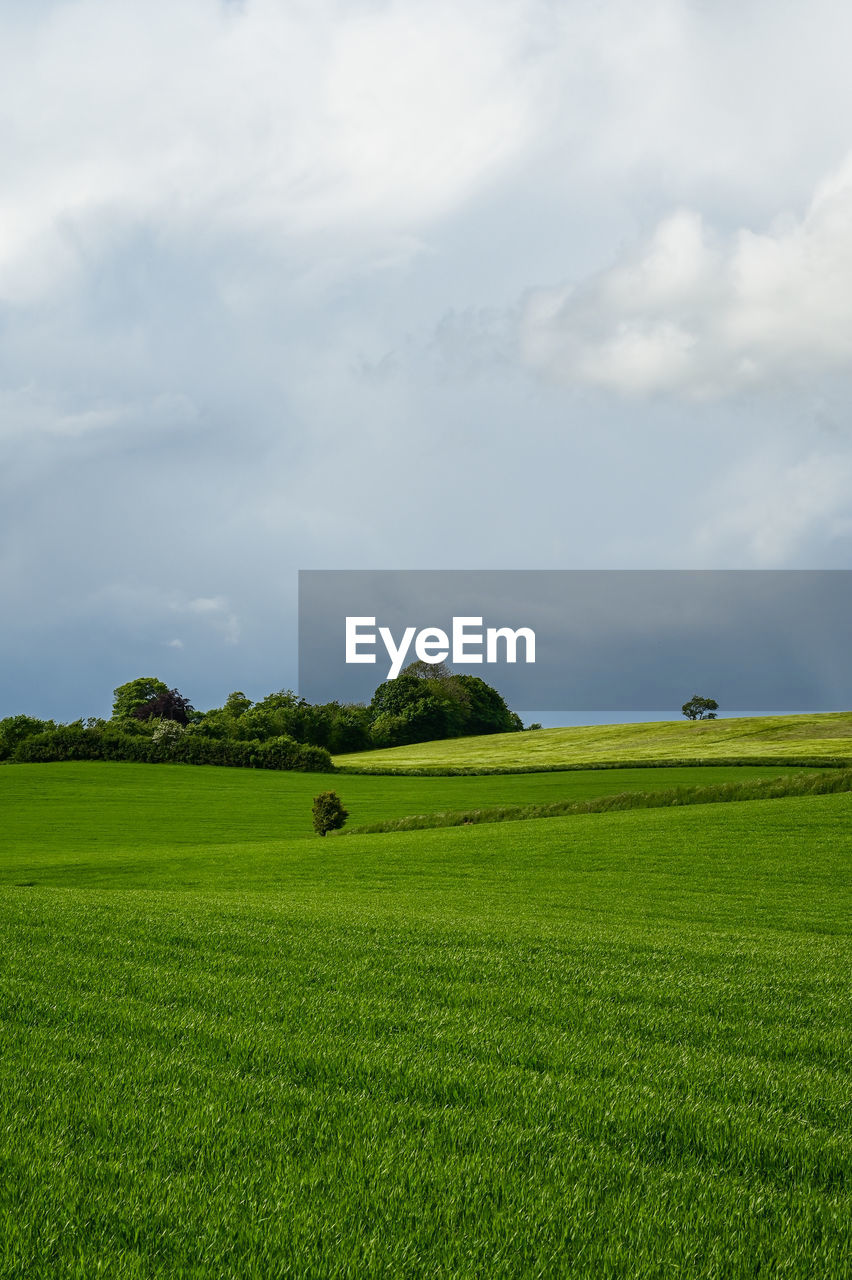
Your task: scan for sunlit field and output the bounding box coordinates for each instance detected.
[1,759,849,1277]
[335,710,852,771]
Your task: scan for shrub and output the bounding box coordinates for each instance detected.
[312,791,348,836]
[0,715,55,761]
[14,723,102,763]
[11,723,333,773]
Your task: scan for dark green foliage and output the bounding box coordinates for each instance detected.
[453,674,520,735]
[223,690,252,717]
[369,696,452,748]
[368,666,519,749]
[312,790,348,835]
[131,687,194,725]
[682,695,719,720]
[191,693,373,755]
[403,658,453,681]
[11,724,332,772]
[111,677,169,721]
[5,664,521,774]
[370,673,422,718]
[10,722,101,762]
[0,715,55,761]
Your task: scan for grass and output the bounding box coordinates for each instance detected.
[0,760,850,1277]
[333,710,852,772]
[340,767,852,834]
[0,760,821,871]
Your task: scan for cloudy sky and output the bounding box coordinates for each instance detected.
[3,0,852,719]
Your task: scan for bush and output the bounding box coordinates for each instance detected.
[14,723,102,763]
[0,715,55,761]
[312,791,348,836]
[11,723,333,773]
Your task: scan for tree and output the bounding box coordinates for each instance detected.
[132,687,194,726]
[681,695,718,721]
[312,791,348,837]
[224,691,252,717]
[403,658,453,682]
[368,666,520,746]
[112,677,169,721]
[0,715,55,761]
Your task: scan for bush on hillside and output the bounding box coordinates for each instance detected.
[312,791,348,836]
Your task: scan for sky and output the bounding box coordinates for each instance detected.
[3,0,852,720]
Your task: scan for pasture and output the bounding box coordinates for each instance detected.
[334,710,852,771]
[0,758,849,1277]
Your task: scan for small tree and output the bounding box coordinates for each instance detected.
[312,791,348,837]
[681,695,719,721]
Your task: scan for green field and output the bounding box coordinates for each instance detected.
[1,757,850,1277]
[334,710,852,771]
[0,760,829,878]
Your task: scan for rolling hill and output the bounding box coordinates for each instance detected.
[334,711,852,772]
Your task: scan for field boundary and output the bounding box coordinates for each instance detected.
[337,768,852,834]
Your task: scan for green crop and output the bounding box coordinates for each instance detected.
[334,710,852,772]
[0,762,849,1278]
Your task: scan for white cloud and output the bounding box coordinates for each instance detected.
[520,154,852,398]
[183,597,241,646]
[7,0,852,308]
[0,0,541,302]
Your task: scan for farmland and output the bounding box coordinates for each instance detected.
[334,710,852,771]
[0,749,850,1277]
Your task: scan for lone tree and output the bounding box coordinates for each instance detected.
[312,791,348,837]
[681,695,719,721]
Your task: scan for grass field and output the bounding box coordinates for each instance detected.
[334,710,852,771]
[0,760,828,875]
[1,758,850,1277]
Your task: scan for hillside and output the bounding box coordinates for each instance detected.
[0,760,814,880]
[334,711,852,772]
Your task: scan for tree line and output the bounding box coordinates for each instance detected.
[0,662,524,770]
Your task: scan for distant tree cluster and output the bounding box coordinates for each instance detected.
[0,665,523,770]
[163,662,522,756]
[366,665,522,749]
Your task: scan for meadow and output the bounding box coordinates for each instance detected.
[0,759,828,874]
[335,710,852,771]
[1,753,850,1277]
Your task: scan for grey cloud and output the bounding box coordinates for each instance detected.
[4,0,852,718]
